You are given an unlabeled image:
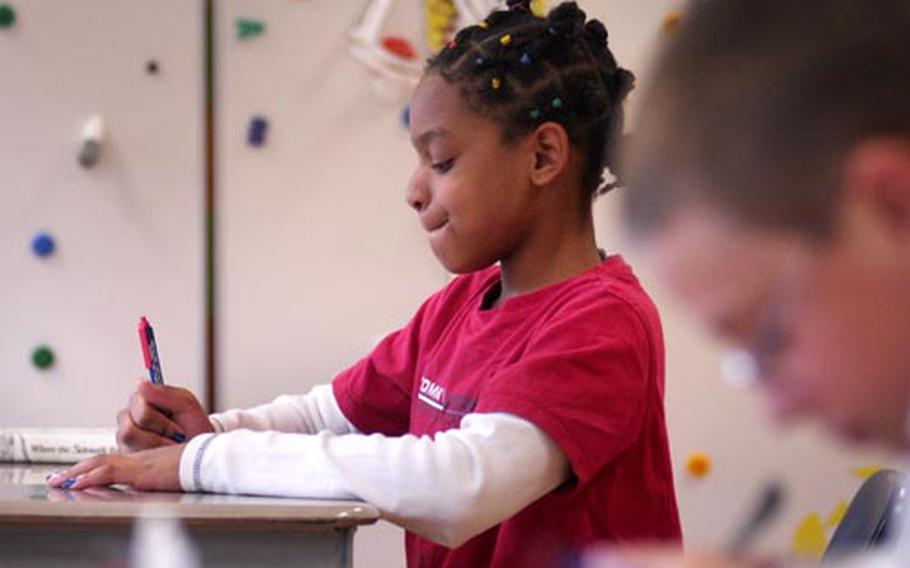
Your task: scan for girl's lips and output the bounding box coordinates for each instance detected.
[426,220,448,233]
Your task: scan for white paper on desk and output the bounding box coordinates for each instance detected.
[0,465,55,485]
[0,428,117,464]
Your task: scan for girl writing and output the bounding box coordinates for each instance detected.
[52,3,681,566]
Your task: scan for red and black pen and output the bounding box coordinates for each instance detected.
[137,317,185,443]
[138,316,165,385]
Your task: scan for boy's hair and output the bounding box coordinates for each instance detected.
[623,0,910,240]
[427,0,634,200]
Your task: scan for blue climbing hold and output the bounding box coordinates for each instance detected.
[31,232,55,258]
[247,116,268,147]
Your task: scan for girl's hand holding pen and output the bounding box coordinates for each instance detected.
[46,317,211,493]
[117,380,213,453]
[47,380,210,492]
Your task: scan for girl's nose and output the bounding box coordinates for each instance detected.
[406,170,429,213]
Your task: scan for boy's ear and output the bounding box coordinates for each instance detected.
[844,139,910,245]
[529,122,571,187]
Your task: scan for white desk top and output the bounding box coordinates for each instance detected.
[0,463,380,530]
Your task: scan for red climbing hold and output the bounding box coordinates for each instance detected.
[381,36,417,60]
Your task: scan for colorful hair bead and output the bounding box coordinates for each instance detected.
[478,21,489,29]
[551,97,563,108]
[491,77,502,90]
[520,52,532,66]
[448,39,457,49]
[474,56,485,67]
[499,34,512,46]
[529,108,541,119]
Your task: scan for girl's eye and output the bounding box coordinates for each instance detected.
[431,158,455,174]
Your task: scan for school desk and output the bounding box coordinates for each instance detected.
[0,463,379,568]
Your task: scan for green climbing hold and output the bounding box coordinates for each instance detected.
[31,345,55,370]
[236,18,265,40]
[0,4,16,28]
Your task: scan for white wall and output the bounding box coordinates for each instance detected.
[0,0,205,426]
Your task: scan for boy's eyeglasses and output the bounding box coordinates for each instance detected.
[720,252,815,389]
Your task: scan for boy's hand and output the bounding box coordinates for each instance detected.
[47,444,185,492]
[117,381,214,452]
[583,548,777,568]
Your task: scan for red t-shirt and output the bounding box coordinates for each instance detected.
[333,256,681,568]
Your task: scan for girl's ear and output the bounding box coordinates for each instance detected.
[529,122,571,187]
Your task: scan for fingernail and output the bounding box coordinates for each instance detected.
[60,477,77,490]
[172,433,186,443]
[45,471,63,482]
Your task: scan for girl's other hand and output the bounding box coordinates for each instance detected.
[117,381,214,452]
[46,484,136,503]
[47,444,184,492]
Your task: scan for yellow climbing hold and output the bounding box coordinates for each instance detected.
[792,500,851,561]
[826,500,848,527]
[853,465,884,480]
[793,513,827,561]
[685,452,711,478]
[425,0,458,53]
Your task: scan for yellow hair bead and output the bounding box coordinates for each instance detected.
[478,21,489,29]
[500,33,512,46]
[491,77,502,90]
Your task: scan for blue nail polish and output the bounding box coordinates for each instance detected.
[60,478,76,490]
[172,433,186,443]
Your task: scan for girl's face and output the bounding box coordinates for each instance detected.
[407,73,539,273]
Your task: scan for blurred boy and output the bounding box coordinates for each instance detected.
[604,0,910,565]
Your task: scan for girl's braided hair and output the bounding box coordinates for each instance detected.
[427,0,634,197]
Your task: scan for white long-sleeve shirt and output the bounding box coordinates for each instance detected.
[179,384,570,547]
